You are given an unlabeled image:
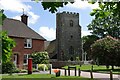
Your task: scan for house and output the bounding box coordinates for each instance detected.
[2,14,46,69]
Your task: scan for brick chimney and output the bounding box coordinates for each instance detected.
[21,14,28,25]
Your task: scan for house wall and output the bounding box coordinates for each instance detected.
[11,36,45,69]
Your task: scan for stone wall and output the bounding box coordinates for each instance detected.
[50,61,84,68]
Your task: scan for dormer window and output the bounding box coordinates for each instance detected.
[70,20,73,27]
[24,39,32,48]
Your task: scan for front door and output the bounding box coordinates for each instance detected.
[13,54,17,66]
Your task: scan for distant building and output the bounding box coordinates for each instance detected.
[3,14,46,69]
[47,11,82,61]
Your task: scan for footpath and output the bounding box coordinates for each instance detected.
[60,69,120,80]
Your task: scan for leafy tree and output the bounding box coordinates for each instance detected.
[90,2,120,19]
[82,35,99,60]
[1,31,16,63]
[91,36,120,69]
[30,52,49,64]
[0,9,6,25]
[87,14,120,39]
[88,2,120,39]
[1,10,15,63]
[34,0,74,13]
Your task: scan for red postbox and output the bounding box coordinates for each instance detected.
[28,58,32,74]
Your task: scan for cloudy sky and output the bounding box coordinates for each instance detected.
[0,0,99,41]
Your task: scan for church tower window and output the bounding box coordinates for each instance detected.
[70,20,73,27]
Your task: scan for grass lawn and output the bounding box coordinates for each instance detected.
[2,74,97,80]
[62,65,120,74]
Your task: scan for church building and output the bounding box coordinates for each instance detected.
[47,11,82,61]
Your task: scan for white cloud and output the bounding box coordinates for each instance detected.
[67,0,99,9]
[28,12,40,24]
[0,0,40,25]
[12,15,21,21]
[0,0,31,13]
[82,30,91,37]
[39,27,56,41]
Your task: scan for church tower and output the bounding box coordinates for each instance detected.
[56,11,82,61]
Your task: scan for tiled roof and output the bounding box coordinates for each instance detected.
[2,18,46,40]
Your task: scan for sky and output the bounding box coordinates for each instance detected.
[0,0,99,41]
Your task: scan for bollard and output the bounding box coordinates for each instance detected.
[110,70,113,80]
[75,67,76,76]
[49,64,52,74]
[65,69,66,76]
[90,70,93,79]
[68,67,70,76]
[78,68,81,76]
[50,68,51,74]
[56,70,60,77]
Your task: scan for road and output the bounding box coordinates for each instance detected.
[60,69,120,80]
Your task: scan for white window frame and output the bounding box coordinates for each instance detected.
[24,38,32,48]
[23,54,29,65]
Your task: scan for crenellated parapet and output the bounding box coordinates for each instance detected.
[57,11,79,17]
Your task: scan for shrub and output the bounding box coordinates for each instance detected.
[30,51,49,64]
[38,64,48,71]
[20,69,27,73]
[32,68,39,72]
[13,68,20,73]
[2,61,15,74]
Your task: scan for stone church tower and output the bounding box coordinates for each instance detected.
[56,11,82,61]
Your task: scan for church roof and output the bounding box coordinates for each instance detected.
[46,39,56,54]
[2,18,46,40]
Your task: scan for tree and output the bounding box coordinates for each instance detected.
[90,2,120,19]
[82,35,99,60]
[1,11,15,63]
[88,2,120,39]
[34,0,74,13]
[91,36,120,69]
[1,31,16,63]
[87,14,120,39]
[30,52,49,64]
[0,9,6,25]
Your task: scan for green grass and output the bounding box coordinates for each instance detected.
[62,65,120,74]
[2,74,97,80]
[62,65,107,70]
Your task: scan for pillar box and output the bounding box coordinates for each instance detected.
[28,58,32,74]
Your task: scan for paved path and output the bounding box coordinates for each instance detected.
[60,69,120,80]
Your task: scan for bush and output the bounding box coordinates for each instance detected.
[13,68,20,73]
[20,69,27,73]
[2,61,15,74]
[30,51,49,64]
[38,64,48,71]
[32,68,39,72]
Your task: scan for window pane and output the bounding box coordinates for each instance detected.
[24,55,27,64]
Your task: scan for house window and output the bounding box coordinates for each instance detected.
[23,54,29,64]
[24,39,32,48]
[70,20,73,27]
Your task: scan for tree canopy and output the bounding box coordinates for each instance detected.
[88,2,120,38]
[34,0,74,13]
[91,36,120,68]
